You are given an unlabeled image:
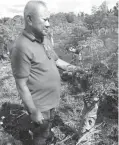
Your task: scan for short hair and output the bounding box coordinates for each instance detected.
[24,1,46,24]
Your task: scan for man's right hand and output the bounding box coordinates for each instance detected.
[30,110,44,124]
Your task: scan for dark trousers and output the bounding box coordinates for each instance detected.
[19,109,55,145]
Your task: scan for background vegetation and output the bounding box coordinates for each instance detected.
[0,1,118,145]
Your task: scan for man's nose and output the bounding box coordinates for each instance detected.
[45,20,50,28]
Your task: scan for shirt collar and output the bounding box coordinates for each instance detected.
[22,30,42,43]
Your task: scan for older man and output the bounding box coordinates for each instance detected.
[10,1,78,145]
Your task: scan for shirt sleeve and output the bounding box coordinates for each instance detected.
[11,48,31,79]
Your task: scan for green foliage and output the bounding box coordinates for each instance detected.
[66,13,75,23]
[84,1,118,30]
[0,15,23,44]
[112,2,118,16]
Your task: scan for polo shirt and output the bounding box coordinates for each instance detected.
[11,30,61,112]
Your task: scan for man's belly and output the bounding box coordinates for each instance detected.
[27,64,60,97]
[27,66,61,111]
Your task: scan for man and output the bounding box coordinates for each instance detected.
[10,1,78,145]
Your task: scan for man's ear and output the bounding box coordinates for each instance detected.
[27,15,32,26]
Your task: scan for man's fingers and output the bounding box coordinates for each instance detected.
[63,71,73,76]
[36,119,44,125]
[40,119,44,124]
[68,72,73,76]
[38,116,44,124]
[62,71,66,74]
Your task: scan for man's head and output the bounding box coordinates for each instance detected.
[24,1,50,38]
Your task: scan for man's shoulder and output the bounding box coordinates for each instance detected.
[15,34,28,48]
[14,33,32,53]
[10,34,32,59]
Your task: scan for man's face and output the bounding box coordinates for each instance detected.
[31,5,50,37]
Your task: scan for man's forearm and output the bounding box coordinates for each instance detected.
[16,84,37,114]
